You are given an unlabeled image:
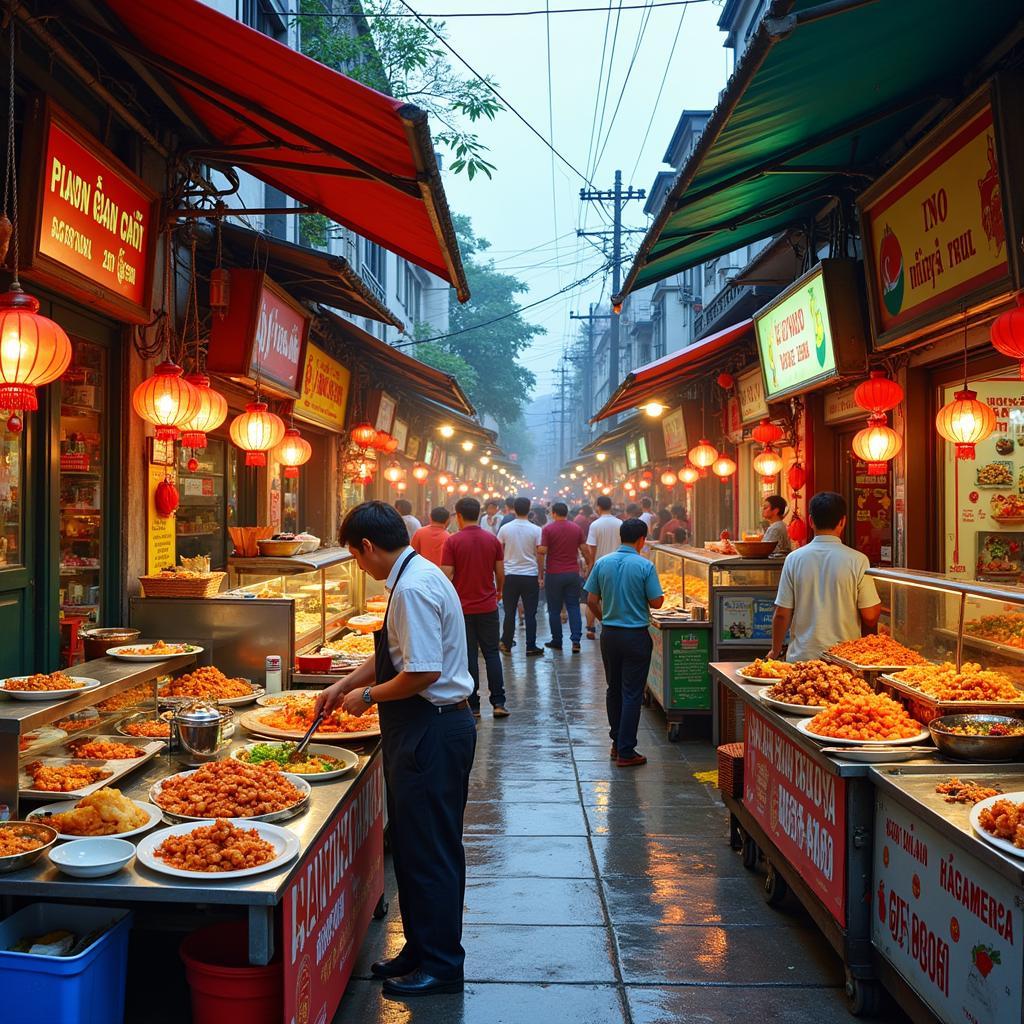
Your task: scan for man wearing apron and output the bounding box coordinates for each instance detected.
[316,502,477,997]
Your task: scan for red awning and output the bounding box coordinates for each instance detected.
[593,319,753,421]
[98,0,469,301]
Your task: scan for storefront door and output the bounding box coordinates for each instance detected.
[836,427,894,567]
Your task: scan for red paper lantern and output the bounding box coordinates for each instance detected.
[991,293,1024,378]
[679,465,699,488]
[350,421,378,448]
[712,455,737,478]
[229,401,286,466]
[788,514,808,544]
[854,369,904,413]
[0,288,72,411]
[716,371,735,390]
[688,438,719,469]
[660,470,677,487]
[851,414,902,475]
[154,478,179,517]
[411,462,430,482]
[132,361,200,442]
[753,445,783,484]
[274,427,312,478]
[751,419,784,446]
[787,462,806,493]
[180,373,228,449]
[935,388,996,460]
[383,460,404,484]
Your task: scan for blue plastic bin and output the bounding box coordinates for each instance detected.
[0,903,133,1024]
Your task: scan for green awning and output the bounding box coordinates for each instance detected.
[618,0,1023,299]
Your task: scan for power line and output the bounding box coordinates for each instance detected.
[544,0,561,281]
[583,1,615,202]
[589,0,624,183]
[294,1,715,18]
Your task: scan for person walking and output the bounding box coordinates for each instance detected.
[498,497,545,656]
[650,507,671,542]
[585,518,664,767]
[540,502,587,652]
[660,504,688,544]
[584,495,622,640]
[499,497,516,528]
[574,504,595,534]
[760,495,792,556]
[768,491,881,662]
[394,498,421,538]
[441,497,509,719]
[481,499,502,535]
[639,496,656,532]
[315,502,475,996]
[411,506,452,567]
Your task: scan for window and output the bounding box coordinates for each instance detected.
[242,0,287,40]
[404,265,423,324]
[363,240,386,296]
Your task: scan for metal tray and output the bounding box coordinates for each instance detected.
[20,740,164,799]
[823,652,921,675]
[879,673,1024,721]
[59,734,167,759]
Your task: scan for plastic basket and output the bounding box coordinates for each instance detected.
[717,742,745,798]
[139,572,225,598]
[0,903,132,1024]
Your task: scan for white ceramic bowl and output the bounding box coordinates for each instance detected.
[49,837,135,877]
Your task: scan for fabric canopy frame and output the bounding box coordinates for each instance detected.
[617,0,1024,299]
[98,0,469,300]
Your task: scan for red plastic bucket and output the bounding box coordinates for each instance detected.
[180,920,282,1024]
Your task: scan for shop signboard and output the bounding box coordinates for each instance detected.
[737,367,769,424]
[146,464,177,574]
[716,594,775,644]
[625,442,639,471]
[662,407,687,457]
[612,457,628,480]
[872,791,1022,1024]
[19,98,158,323]
[373,392,396,434]
[405,434,421,460]
[859,83,1023,350]
[295,344,350,432]
[753,260,867,403]
[423,440,435,467]
[391,418,408,453]
[743,707,847,923]
[648,625,711,709]
[824,384,863,425]
[208,270,309,398]
[284,758,385,1024]
[724,396,743,444]
[637,436,649,465]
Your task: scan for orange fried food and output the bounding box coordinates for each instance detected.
[123,719,170,738]
[978,798,1024,847]
[154,819,276,873]
[97,684,153,712]
[741,658,791,680]
[935,777,1002,805]
[0,828,45,856]
[71,741,144,760]
[153,759,304,818]
[165,666,253,700]
[826,635,928,667]
[892,662,1023,702]
[5,673,81,691]
[965,614,1024,648]
[260,698,378,734]
[806,692,923,741]
[766,660,872,707]
[24,762,112,792]
[121,641,191,656]
[45,788,149,836]
[55,716,100,733]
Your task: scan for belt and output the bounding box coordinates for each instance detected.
[436,699,469,714]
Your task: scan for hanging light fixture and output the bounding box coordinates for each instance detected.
[350,421,378,448]
[229,400,285,466]
[479,455,491,466]
[638,479,650,489]
[936,308,996,460]
[753,446,784,484]
[133,361,201,442]
[458,482,470,493]
[274,427,312,478]
[380,433,399,454]
[990,293,1024,378]
[446,483,456,494]
[642,401,665,417]
[180,373,228,449]
[854,369,903,413]
[688,438,719,469]
[461,440,474,452]
[712,455,737,478]
[788,514,808,544]
[660,470,677,487]
[439,424,455,438]
[383,460,404,484]
[751,419,784,446]
[679,465,699,489]
[411,462,430,482]
[852,413,902,475]
[209,212,231,319]
[438,473,450,487]
[595,451,607,462]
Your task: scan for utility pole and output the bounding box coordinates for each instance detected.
[579,170,645,392]
[558,356,567,470]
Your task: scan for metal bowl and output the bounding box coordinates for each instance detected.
[0,821,58,873]
[929,714,1024,761]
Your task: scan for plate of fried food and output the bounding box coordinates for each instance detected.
[884,662,1024,704]
[137,817,300,880]
[0,673,102,701]
[971,792,1024,857]
[231,742,358,780]
[26,787,162,841]
[19,727,67,756]
[61,737,162,761]
[160,666,263,706]
[737,658,791,684]
[757,660,873,716]
[797,692,930,746]
[116,713,172,739]
[106,641,203,661]
[824,635,929,671]
[21,760,115,798]
[239,700,380,741]
[149,759,311,823]
[255,690,324,708]
[96,683,155,714]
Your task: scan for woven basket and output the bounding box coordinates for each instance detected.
[717,742,745,799]
[139,572,226,599]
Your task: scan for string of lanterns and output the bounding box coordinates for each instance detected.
[850,370,902,475]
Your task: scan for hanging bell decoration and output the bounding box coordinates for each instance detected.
[154,477,180,517]
[229,401,286,466]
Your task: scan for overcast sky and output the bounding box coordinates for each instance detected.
[416,0,732,402]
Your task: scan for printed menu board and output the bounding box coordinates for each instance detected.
[648,625,711,710]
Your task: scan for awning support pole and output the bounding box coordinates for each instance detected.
[765,0,881,40]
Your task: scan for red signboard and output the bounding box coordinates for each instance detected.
[743,707,847,923]
[208,270,310,398]
[284,757,384,1024]
[20,98,157,323]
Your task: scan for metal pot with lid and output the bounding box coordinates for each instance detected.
[172,700,233,763]
[79,627,141,661]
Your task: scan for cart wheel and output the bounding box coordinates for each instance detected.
[667,723,682,742]
[845,973,881,1017]
[373,895,389,920]
[741,834,759,870]
[764,863,788,906]
[641,688,653,708]
[728,816,743,851]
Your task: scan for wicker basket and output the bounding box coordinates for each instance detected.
[717,742,745,798]
[139,572,226,598]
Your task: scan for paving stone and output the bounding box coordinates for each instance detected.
[464,877,606,925]
[577,779,716,806]
[585,802,730,838]
[461,924,618,982]
[465,801,589,836]
[471,759,578,782]
[574,760,705,783]
[591,835,752,878]
[625,985,851,1023]
[464,835,595,878]
[467,779,580,804]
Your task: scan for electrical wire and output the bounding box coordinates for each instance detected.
[544,0,561,281]
[294,1,715,18]
[582,1,615,207]
[588,0,624,184]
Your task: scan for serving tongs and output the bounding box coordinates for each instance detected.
[288,711,325,763]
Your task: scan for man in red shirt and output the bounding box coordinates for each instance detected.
[411,506,452,566]
[660,503,689,544]
[441,497,508,718]
[573,504,595,533]
[540,502,588,652]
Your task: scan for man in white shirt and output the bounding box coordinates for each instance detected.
[585,495,622,638]
[394,498,421,540]
[481,499,502,535]
[497,497,545,656]
[639,496,656,532]
[768,492,881,662]
[316,502,475,997]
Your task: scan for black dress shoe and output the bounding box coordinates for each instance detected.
[371,954,419,979]
[382,968,464,997]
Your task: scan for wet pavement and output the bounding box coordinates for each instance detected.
[332,630,877,1023]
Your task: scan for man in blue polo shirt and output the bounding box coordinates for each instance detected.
[584,518,664,767]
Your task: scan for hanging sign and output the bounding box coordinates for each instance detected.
[625,442,639,471]
[737,366,769,424]
[294,344,350,432]
[824,384,863,425]
[19,97,157,323]
[754,260,867,402]
[637,436,649,465]
[662,407,687,457]
[859,83,1021,350]
[724,396,743,444]
[208,270,309,398]
[392,418,408,453]
[373,392,396,434]
[146,464,177,574]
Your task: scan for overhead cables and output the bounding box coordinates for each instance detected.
[295,1,715,19]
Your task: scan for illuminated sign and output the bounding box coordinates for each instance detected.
[295,344,350,432]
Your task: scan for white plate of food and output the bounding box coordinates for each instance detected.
[238,705,380,742]
[0,674,102,701]
[795,718,932,746]
[116,713,172,740]
[756,686,823,717]
[256,690,325,707]
[230,742,358,781]
[106,642,203,661]
[27,793,163,841]
[819,746,934,763]
[136,818,301,880]
[159,683,264,707]
[970,792,1024,858]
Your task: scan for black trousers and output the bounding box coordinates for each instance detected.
[599,625,653,758]
[380,697,477,978]
[501,575,539,649]
[465,610,506,708]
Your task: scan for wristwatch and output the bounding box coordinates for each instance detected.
[362,686,373,706]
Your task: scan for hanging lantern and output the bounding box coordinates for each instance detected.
[854,369,904,412]
[446,484,456,494]
[350,421,378,448]
[438,473,450,487]
[229,401,286,466]
[660,470,677,487]
[383,460,404,484]
[712,455,737,478]
[412,462,430,482]
[991,293,1024,378]
[788,514,808,544]
[751,419,784,446]
[274,428,312,478]
[935,388,996,460]
[0,288,73,412]
[378,432,399,454]
[179,373,228,449]
[688,438,718,469]
[787,462,806,493]
[716,371,735,390]
[638,479,650,489]
[132,361,200,442]
[187,456,199,473]
[679,465,699,488]
[6,413,21,434]
[154,477,180,518]
[209,267,231,319]
[753,445,784,484]
[851,414,902,475]
[458,482,470,493]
